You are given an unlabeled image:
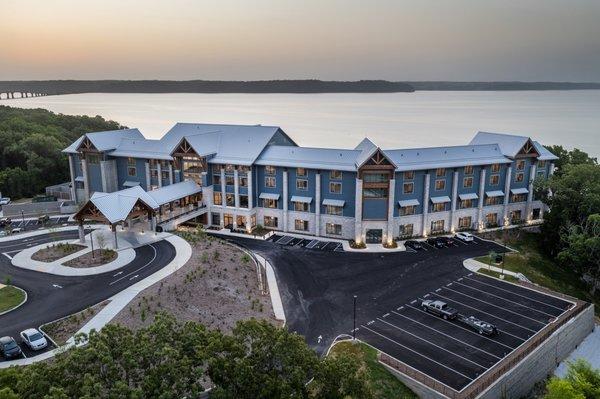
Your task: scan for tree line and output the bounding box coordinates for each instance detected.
[0,314,372,399]
[0,106,124,199]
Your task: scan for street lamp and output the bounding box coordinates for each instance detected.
[21,210,24,227]
[353,295,357,341]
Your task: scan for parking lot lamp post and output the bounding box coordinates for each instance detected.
[353,295,357,341]
[90,230,94,258]
[21,210,24,226]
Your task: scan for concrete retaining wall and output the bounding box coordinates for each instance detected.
[2,201,62,217]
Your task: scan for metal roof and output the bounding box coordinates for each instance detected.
[147,180,202,206]
[398,199,420,207]
[63,129,144,154]
[511,188,529,195]
[430,196,451,203]
[486,190,504,197]
[290,195,312,203]
[88,186,158,224]
[110,138,173,160]
[259,193,280,200]
[122,181,141,187]
[322,199,345,207]
[255,146,360,171]
[533,141,559,161]
[469,131,558,160]
[458,193,478,201]
[74,176,84,182]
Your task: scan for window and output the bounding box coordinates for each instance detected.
[326,223,342,236]
[238,165,251,173]
[436,168,445,177]
[296,179,308,190]
[458,217,472,229]
[225,164,234,173]
[432,202,446,212]
[161,171,169,180]
[263,198,278,208]
[295,219,309,231]
[264,216,278,228]
[211,213,221,226]
[265,176,276,188]
[226,194,235,206]
[491,164,501,173]
[537,171,545,178]
[489,174,499,185]
[403,182,414,194]
[511,193,527,203]
[160,160,169,168]
[213,174,221,185]
[400,205,416,216]
[87,154,100,164]
[403,171,415,180]
[224,176,234,186]
[363,188,387,198]
[463,177,473,188]
[296,168,307,177]
[464,165,473,175]
[151,169,158,178]
[213,192,222,205]
[127,157,136,166]
[431,220,445,233]
[293,201,309,212]
[363,173,388,183]
[510,210,522,223]
[516,160,525,171]
[326,205,343,216]
[515,172,524,182]
[538,160,546,168]
[330,170,342,180]
[239,176,248,187]
[399,224,413,238]
[485,196,503,206]
[459,199,473,209]
[265,165,276,175]
[127,157,136,176]
[486,213,498,227]
[239,195,248,208]
[435,179,445,191]
[329,182,342,194]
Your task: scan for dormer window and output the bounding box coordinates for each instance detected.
[265,165,276,175]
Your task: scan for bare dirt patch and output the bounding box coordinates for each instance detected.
[41,300,110,345]
[111,236,275,332]
[31,243,86,262]
[63,249,117,268]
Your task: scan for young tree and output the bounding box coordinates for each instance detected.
[545,359,600,399]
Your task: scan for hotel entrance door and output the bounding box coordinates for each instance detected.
[366,229,382,244]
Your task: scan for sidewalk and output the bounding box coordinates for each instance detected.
[463,258,530,282]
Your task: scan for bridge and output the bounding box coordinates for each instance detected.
[0,92,48,100]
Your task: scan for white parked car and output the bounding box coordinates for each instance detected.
[20,328,48,351]
[11,227,22,234]
[0,197,10,206]
[455,232,474,242]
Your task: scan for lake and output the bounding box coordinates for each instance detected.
[4,90,600,156]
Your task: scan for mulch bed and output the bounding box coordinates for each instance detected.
[32,243,86,262]
[42,300,110,345]
[63,249,117,268]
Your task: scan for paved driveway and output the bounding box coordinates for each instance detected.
[223,235,510,355]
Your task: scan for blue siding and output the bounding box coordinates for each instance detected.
[484,164,507,192]
[429,168,452,212]
[394,170,425,216]
[288,169,317,213]
[256,165,284,209]
[456,166,481,209]
[116,157,148,190]
[321,170,355,217]
[363,199,387,220]
[87,162,103,192]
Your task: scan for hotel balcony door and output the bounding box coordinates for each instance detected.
[224,214,234,229]
[366,229,382,244]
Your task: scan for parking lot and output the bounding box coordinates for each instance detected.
[1,216,71,235]
[356,272,574,391]
[268,234,344,252]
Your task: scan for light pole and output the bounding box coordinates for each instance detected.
[90,229,94,258]
[21,210,24,227]
[353,295,357,341]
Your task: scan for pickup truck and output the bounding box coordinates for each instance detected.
[421,299,458,320]
[458,315,498,336]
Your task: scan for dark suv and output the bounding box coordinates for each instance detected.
[426,237,445,248]
[0,336,23,359]
[404,240,424,250]
[438,236,455,246]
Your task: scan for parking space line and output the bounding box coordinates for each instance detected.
[406,304,515,351]
[452,238,468,246]
[360,324,475,381]
[430,293,533,338]
[391,311,502,360]
[376,318,488,369]
[442,286,547,326]
[463,276,567,312]
[452,281,558,318]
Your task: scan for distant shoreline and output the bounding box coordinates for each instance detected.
[0,79,599,97]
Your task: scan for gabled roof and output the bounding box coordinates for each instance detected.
[147,180,202,206]
[469,131,552,159]
[533,141,559,161]
[161,123,296,165]
[385,144,511,172]
[63,129,144,154]
[87,186,158,224]
[255,145,361,171]
[110,138,173,160]
[354,138,379,168]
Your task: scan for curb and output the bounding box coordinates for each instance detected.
[0,285,27,316]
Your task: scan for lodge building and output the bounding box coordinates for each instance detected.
[64,123,557,244]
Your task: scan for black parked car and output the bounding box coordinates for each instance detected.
[438,236,455,246]
[0,336,23,359]
[426,237,445,248]
[0,218,11,228]
[404,240,424,250]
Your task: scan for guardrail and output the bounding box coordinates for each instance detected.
[379,289,590,399]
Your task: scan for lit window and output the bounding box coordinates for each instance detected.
[436,168,446,177]
[463,177,473,188]
[264,216,278,228]
[263,198,278,208]
[432,202,446,212]
[464,165,473,175]
[400,206,416,216]
[296,168,307,177]
[459,199,473,209]
[265,176,276,188]
[296,179,308,190]
[294,202,309,212]
[403,182,414,194]
[226,194,235,206]
[399,224,414,237]
[459,217,472,229]
[435,179,445,191]
[239,176,248,187]
[330,170,342,180]
[489,174,499,185]
[326,223,342,235]
[213,192,222,205]
[491,164,501,173]
[515,172,524,182]
[294,219,309,231]
[329,182,342,194]
[225,164,234,173]
[265,165,276,175]
[325,205,342,216]
[431,220,445,232]
[403,171,414,180]
[516,160,525,171]
[225,176,234,186]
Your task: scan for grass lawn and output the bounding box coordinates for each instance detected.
[476,267,519,283]
[476,230,600,315]
[0,285,26,313]
[329,341,417,399]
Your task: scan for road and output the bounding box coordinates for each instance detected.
[0,230,176,358]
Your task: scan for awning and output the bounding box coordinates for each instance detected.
[458,193,478,201]
[123,181,141,187]
[291,196,312,204]
[511,188,529,195]
[486,190,504,197]
[74,176,85,182]
[398,199,420,207]
[322,199,345,207]
[259,193,280,200]
[430,196,451,204]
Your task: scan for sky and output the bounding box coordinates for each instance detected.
[1,0,599,81]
